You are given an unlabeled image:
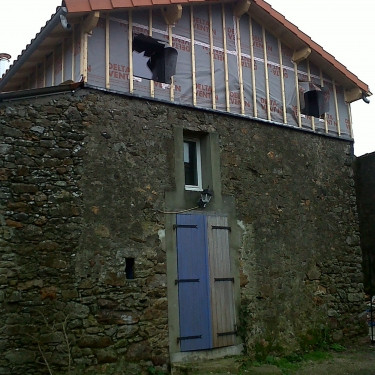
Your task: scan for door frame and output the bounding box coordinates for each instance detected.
[165,208,243,362]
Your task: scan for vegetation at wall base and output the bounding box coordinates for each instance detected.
[239,344,347,375]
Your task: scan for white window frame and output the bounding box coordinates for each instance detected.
[184,138,202,191]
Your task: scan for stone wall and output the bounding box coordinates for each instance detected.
[355,152,375,294]
[0,88,365,374]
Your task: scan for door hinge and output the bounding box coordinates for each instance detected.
[177,335,202,343]
[214,277,234,282]
[173,224,198,230]
[175,278,200,285]
[217,331,237,337]
[211,225,231,231]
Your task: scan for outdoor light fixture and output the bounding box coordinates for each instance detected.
[198,187,213,208]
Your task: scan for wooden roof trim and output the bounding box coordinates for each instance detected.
[252,0,371,95]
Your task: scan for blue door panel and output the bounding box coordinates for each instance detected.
[176,214,212,351]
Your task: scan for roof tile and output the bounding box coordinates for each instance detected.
[111,0,135,7]
[90,0,113,10]
[64,0,92,12]
[150,0,172,5]
[132,0,154,7]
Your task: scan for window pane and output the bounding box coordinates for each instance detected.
[184,141,198,186]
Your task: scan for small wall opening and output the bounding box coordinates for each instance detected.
[125,257,135,279]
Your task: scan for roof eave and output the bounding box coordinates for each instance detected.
[0,7,67,92]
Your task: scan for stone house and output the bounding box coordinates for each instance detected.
[355,152,375,295]
[0,0,371,374]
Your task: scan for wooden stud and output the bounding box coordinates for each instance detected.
[83,11,100,34]
[234,0,251,17]
[149,9,154,98]
[71,25,75,81]
[307,61,315,130]
[161,4,182,26]
[81,26,88,83]
[169,24,175,102]
[249,17,257,117]
[278,39,287,124]
[209,6,216,110]
[332,80,340,136]
[190,6,196,106]
[222,4,230,112]
[294,61,301,127]
[320,69,328,133]
[43,57,46,87]
[344,87,362,103]
[105,14,110,89]
[292,47,311,64]
[61,40,65,83]
[129,11,133,94]
[348,103,353,138]
[235,17,245,114]
[262,26,271,120]
[52,49,55,86]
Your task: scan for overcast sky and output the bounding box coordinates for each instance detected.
[0,0,374,156]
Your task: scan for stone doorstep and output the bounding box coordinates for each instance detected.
[171,357,242,375]
[171,358,283,375]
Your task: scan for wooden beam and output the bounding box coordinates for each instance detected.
[222,4,230,112]
[249,17,257,117]
[236,17,245,114]
[292,47,311,64]
[209,5,216,110]
[332,80,340,136]
[320,69,328,133]
[278,39,287,124]
[262,25,271,120]
[129,11,133,94]
[83,11,100,34]
[148,10,154,98]
[344,87,362,103]
[234,0,251,17]
[191,6,197,106]
[161,5,182,26]
[105,14,110,89]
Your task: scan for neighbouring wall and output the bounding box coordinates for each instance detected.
[355,152,375,294]
[0,88,365,374]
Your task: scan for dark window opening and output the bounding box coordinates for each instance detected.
[132,34,178,84]
[125,258,135,280]
[299,82,330,118]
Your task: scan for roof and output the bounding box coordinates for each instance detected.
[0,0,371,98]
[62,0,371,97]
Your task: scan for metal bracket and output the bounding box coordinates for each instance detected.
[217,331,237,337]
[173,224,198,230]
[211,225,231,232]
[175,278,199,285]
[214,277,234,282]
[177,335,202,343]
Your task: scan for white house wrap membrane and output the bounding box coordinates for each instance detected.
[81,4,352,138]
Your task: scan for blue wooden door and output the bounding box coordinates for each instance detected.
[176,214,212,351]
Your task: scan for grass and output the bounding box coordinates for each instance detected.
[239,344,346,375]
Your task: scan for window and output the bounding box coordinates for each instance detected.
[132,34,178,84]
[184,139,202,191]
[299,81,330,118]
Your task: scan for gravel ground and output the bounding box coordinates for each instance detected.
[294,341,375,375]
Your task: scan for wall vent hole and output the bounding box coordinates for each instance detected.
[125,258,135,279]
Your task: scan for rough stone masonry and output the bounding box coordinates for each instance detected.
[0,88,366,374]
